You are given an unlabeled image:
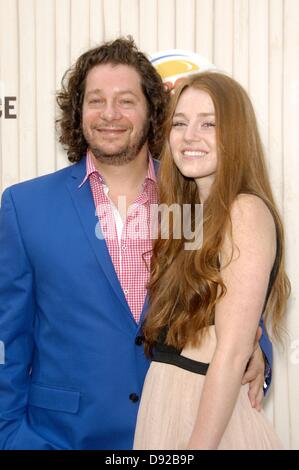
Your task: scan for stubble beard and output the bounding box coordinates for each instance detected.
[84,120,150,167]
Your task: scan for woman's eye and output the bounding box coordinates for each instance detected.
[172,122,186,127]
[202,122,216,128]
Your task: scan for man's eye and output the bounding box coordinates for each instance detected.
[89,99,101,104]
[120,99,134,105]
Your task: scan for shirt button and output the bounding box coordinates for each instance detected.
[124,288,129,295]
[121,245,127,251]
[129,393,139,403]
[135,336,144,346]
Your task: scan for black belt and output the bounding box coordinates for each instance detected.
[152,350,209,376]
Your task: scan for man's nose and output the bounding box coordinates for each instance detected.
[101,101,121,121]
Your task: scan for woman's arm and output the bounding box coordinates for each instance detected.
[187,194,276,450]
[241,320,272,411]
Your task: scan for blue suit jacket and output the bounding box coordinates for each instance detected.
[0,157,272,449]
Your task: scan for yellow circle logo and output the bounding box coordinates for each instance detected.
[150,50,216,90]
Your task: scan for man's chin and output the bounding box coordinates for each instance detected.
[92,144,127,156]
[91,149,137,166]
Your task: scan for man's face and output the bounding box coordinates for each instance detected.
[82,63,149,165]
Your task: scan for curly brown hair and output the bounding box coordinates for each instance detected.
[56,37,170,163]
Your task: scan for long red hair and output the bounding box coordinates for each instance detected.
[143,72,290,356]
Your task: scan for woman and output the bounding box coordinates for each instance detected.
[133,72,290,450]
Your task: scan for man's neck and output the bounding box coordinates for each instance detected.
[91,146,148,191]
[90,146,149,214]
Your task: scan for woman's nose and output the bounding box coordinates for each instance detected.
[183,123,201,141]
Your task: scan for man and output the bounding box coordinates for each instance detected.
[0,37,271,450]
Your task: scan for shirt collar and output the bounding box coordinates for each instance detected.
[78,150,103,188]
[79,149,157,188]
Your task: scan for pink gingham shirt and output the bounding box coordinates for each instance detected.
[80,150,158,323]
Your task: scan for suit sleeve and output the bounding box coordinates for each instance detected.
[0,188,35,449]
[259,316,272,394]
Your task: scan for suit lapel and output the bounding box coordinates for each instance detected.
[153,158,160,175]
[66,158,134,322]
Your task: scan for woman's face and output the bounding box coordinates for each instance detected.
[169,87,217,194]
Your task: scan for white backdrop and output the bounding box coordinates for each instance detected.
[0,0,298,449]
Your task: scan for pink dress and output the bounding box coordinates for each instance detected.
[133,326,283,450]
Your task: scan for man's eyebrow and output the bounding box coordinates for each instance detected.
[85,89,139,98]
[118,90,139,97]
[85,89,101,97]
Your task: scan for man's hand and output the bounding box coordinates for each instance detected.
[241,326,265,411]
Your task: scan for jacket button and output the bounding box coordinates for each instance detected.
[129,393,139,403]
[135,335,144,346]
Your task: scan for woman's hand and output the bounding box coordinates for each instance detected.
[241,327,265,411]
